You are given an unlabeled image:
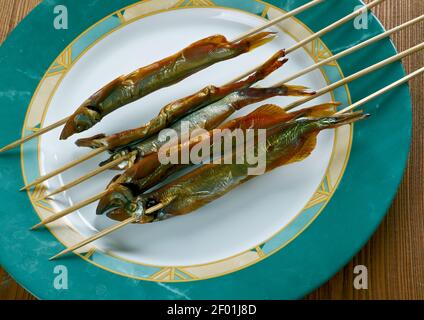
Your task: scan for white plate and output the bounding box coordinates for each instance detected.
[40,8,334,266]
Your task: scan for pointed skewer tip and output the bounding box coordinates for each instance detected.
[49,253,60,261]
[49,249,70,260]
[30,222,44,231]
[0,143,15,153]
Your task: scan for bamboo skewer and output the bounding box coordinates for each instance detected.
[286,0,384,54]
[30,191,109,230]
[337,66,424,115]
[32,43,424,231]
[21,147,107,191]
[282,41,424,111]
[38,40,424,199]
[231,0,325,43]
[0,117,69,153]
[36,152,136,202]
[0,0,324,155]
[49,65,424,260]
[279,14,424,84]
[49,203,164,260]
[21,0,389,190]
[232,0,387,83]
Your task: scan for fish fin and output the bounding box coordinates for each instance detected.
[198,34,228,45]
[266,133,319,172]
[220,104,293,130]
[248,104,288,117]
[288,133,318,164]
[293,102,342,118]
[241,32,277,51]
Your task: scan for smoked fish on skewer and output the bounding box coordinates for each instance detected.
[34,58,315,200]
[97,103,341,215]
[60,32,277,139]
[97,105,369,222]
[96,84,314,170]
[75,50,287,150]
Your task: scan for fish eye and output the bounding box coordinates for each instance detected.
[74,114,93,132]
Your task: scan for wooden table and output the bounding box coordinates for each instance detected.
[0,0,423,300]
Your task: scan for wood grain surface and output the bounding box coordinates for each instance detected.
[0,0,423,300]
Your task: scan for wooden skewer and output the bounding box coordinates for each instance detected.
[232,0,387,83]
[230,0,324,43]
[30,191,108,230]
[0,117,69,153]
[282,41,424,111]
[20,1,388,190]
[32,44,424,230]
[279,14,424,84]
[36,152,136,201]
[49,203,164,260]
[49,64,424,260]
[39,36,423,198]
[287,0,385,54]
[0,1,323,154]
[337,66,424,115]
[21,147,107,191]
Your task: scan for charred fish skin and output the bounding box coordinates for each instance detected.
[75,50,287,150]
[60,32,277,140]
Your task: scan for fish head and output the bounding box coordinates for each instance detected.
[60,103,100,140]
[97,183,159,223]
[96,183,136,219]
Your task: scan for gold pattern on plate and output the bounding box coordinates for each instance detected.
[178,0,215,8]
[21,0,353,282]
[261,5,270,18]
[311,38,337,66]
[85,248,97,260]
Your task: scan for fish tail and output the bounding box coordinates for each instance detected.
[233,85,312,111]
[240,32,278,52]
[75,134,107,148]
[282,85,316,97]
[245,50,287,85]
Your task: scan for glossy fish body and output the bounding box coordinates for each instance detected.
[75,50,287,150]
[60,32,276,139]
[96,103,325,217]
[144,120,315,216]
[99,84,314,168]
[107,103,328,191]
[122,111,368,223]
